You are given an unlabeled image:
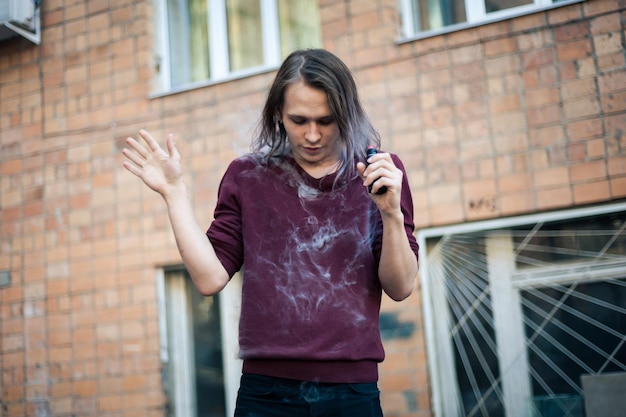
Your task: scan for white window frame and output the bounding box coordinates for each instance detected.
[153,0,283,95]
[397,0,585,41]
[0,0,41,44]
[417,201,626,417]
[157,269,243,417]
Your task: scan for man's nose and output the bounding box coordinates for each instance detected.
[305,122,321,142]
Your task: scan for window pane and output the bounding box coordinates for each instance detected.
[226,0,263,72]
[485,0,533,13]
[407,1,570,35]
[164,272,226,417]
[277,0,322,57]
[522,278,626,416]
[191,288,226,417]
[513,213,626,268]
[167,0,210,86]
[443,236,505,417]
[414,0,466,32]
[424,210,626,417]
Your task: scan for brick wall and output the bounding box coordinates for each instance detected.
[1,0,624,416]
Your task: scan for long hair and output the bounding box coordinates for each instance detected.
[252,49,381,182]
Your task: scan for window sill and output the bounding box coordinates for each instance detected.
[149,64,280,99]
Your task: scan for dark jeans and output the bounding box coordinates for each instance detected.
[234,373,384,417]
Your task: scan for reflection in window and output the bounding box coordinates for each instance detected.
[445,236,504,416]
[167,0,210,86]
[227,0,263,72]
[522,278,626,415]
[514,213,626,268]
[485,0,532,13]
[277,0,322,58]
[160,0,321,89]
[164,271,226,417]
[401,0,577,37]
[411,0,466,32]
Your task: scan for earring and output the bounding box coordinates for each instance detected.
[275,118,281,134]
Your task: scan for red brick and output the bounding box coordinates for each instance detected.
[489,94,522,114]
[548,2,583,24]
[521,47,554,70]
[498,173,532,193]
[492,133,526,156]
[529,125,565,148]
[597,70,626,95]
[87,0,109,15]
[534,167,571,189]
[608,156,626,176]
[557,39,593,61]
[594,32,623,55]
[561,78,597,101]
[446,26,480,47]
[98,395,124,412]
[610,176,626,198]
[527,105,561,127]
[554,21,590,42]
[601,90,626,114]
[573,180,611,203]
[570,160,608,182]
[566,118,603,141]
[74,379,97,396]
[429,203,464,225]
[597,52,625,72]
[122,374,147,391]
[484,37,516,56]
[590,13,622,34]
[604,114,626,152]
[536,186,573,209]
[568,142,586,161]
[512,10,547,32]
[563,96,600,120]
[525,87,559,108]
[583,0,622,16]
[586,139,606,159]
[517,29,552,51]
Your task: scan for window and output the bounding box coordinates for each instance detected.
[398,0,582,39]
[418,203,626,417]
[0,0,41,44]
[158,269,242,417]
[155,0,322,91]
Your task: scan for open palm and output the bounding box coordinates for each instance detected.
[122,129,183,197]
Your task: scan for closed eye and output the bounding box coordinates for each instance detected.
[289,117,306,125]
[288,116,335,125]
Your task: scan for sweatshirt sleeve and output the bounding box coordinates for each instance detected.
[371,153,420,262]
[395,153,420,260]
[206,160,245,278]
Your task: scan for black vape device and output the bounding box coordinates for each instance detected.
[366,146,387,195]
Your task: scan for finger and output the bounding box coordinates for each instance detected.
[166,133,180,161]
[369,168,402,192]
[122,147,145,168]
[366,151,391,164]
[122,160,141,177]
[125,137,151,159]
[367,166,390,183]
[138,129,162,152]
[356,162,366,177]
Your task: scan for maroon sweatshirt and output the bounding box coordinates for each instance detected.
[206,154,419,383]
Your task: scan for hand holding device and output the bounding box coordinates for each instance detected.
[366,146,387,195]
